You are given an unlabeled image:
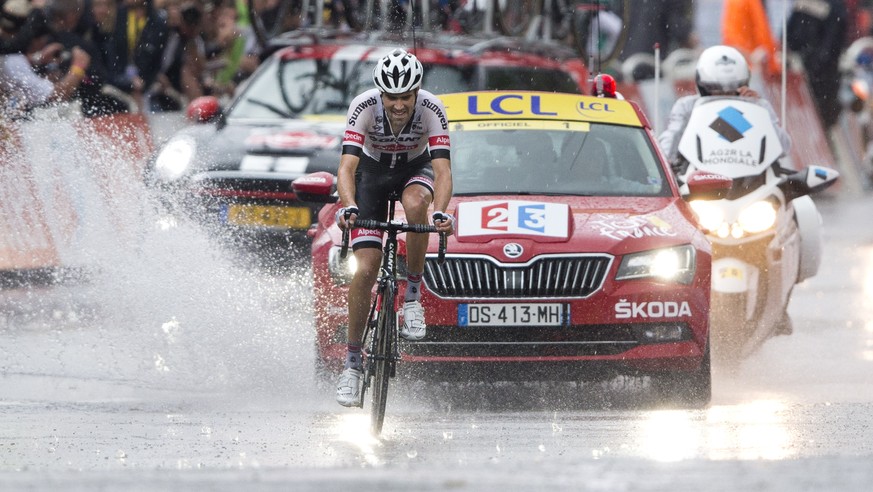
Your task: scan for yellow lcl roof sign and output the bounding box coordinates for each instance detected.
[439,91,645,127]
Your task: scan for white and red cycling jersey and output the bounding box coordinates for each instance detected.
[342,88,451,167]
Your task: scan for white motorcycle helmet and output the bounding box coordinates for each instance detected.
[695,45,750,96]
[373,48,423,94]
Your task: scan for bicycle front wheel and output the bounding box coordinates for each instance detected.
[369,284,396,435]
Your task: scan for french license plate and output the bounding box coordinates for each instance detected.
[224,204,311,229]
[459,303,567,327]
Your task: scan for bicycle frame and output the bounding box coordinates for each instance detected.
[359,197,401,435]
[340,193,446,435]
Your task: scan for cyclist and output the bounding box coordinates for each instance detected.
[658,44,791,171]
[334,48,454,407]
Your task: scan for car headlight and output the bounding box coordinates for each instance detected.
[154,136,195,181]
[327,245,412,285]
[616,244,696,284]
[689,199,777,238]
[328,246,358,285]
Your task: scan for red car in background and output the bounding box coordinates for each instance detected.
[145,32,587,252]
[300,90,730,407]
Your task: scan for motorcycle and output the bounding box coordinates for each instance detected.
[674,97,839,363]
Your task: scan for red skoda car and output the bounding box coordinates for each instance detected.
[302,91,722,407]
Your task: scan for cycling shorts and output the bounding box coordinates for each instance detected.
[351,155,435,250]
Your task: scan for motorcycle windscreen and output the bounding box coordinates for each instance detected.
[677,98,784,179]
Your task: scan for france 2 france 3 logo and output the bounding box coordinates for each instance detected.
[456,200,570,238]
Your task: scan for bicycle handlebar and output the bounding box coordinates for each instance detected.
[352,218,438,234]
[339,219,447,264]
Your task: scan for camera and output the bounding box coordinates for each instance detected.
[35,49,71,75]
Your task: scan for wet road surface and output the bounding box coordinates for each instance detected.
[1,191,873,490]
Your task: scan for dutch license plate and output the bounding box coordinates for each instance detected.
[458,303,567,327]
[224,204,311,229]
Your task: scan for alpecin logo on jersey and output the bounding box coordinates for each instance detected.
[343,130,364,145]
[430,135,450,147]
[348,97,377,126]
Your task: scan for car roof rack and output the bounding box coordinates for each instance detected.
[463,37,578,60]
[261,29,581,64]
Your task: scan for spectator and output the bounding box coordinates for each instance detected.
[618,0,696,62]
[149,0,205,111]
[722,0,781,77]
[102,0,169,108]
[0,1,91,119]
[204,1,257,99]
[0,0,50,55]
[787,0,849,129]
[85,0,116,58]
[44,0,127,115]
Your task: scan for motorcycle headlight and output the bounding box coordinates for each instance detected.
[688,199,724,232]
[154,136,195,181]
[616,244,696,284]
[689,199,778,238]
[328,246,358,285]
[737,200,777,234]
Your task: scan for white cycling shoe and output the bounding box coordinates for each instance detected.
[400,300,426,341]
[335,367,363,407]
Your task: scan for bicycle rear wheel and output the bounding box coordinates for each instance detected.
[369,283,396,435]
[571,0,631,69]
[247,0,301,53]
[496,0,537,36]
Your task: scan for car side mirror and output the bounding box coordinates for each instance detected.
[684,170,733,200]
[778,165,840,202]
[292,172,339,203]
[186,96,222,123]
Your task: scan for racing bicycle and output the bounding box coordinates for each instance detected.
[340,193,447,435]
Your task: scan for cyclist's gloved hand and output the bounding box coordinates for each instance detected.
[432,211,452,223]
[335,205,359,228]
[432,211,455,232]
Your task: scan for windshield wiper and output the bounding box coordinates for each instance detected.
[245,98,295,118]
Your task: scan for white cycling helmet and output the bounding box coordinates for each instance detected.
[373,48,423,94]
[695,45,750,96]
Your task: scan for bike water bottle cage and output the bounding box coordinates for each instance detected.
[373,49,423,94]
[695,45,750,96]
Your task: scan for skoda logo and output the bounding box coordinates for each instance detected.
[503,243,523,259]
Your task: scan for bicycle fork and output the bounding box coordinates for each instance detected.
[359,273,401,407]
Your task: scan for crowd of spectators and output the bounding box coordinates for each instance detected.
[0,0,259,119]
[3,0,873,131]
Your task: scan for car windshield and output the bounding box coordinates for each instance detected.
[228,58,580,120]
[451,122,669,197]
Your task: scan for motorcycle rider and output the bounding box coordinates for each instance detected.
[333,49,454,407]
[659,44,796,337]
[658,44,791,173]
